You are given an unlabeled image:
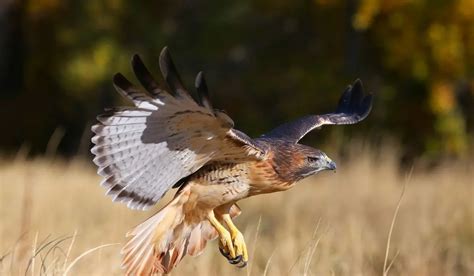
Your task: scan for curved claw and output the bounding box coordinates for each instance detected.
[228,255,242,265]
[219,240,243,264]
[220,245,244,265]
[219,246,230,258]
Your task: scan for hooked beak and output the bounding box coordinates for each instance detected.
[326,160,337,171]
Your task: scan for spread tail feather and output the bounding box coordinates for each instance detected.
[121,188,190,275]
[121,187,242,275]
[120,188,225,275]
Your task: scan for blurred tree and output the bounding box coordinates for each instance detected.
[0,0,472,161]
[352,0,473,158]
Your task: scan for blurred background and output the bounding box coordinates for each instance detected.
[0,1,473,275]
[0,0,473,161]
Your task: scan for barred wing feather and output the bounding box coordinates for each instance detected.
[91,48,265,210]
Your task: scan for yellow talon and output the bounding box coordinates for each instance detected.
[208,211,236,259]
[223,214,248,266]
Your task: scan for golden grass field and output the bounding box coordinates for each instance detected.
[0,145,473,275]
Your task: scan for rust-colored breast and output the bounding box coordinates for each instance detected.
[247,157,295,196]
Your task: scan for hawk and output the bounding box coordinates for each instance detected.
[91,47,373,275]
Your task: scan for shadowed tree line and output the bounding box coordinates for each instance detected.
[0,0,472,162]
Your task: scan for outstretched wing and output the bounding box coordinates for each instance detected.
[263,79,373,143]
[91,47,266,210]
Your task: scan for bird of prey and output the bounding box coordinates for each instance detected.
[91,47,373,275]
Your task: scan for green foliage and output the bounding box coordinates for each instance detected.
[0,0,472,159]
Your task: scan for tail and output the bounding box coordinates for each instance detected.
[121,188,221,275]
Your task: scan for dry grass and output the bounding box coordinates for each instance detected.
[0,145,473,275]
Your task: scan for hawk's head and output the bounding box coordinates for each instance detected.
[268,140,336,183]
[292,144,336,178]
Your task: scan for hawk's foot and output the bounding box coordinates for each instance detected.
[223,214,248,268]
[208,211,236,259]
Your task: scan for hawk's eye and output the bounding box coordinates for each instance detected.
[307,156,320,163]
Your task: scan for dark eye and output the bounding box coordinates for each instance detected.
[307,156,320,163]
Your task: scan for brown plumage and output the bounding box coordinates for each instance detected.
[91,47,373,275]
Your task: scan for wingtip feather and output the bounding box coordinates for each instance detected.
[131,52,166,97]
[159,46,190,99]
[353,78,363,87]
[132,53,140,61]
[195,71,213,110]
[112,73,133,92]
[195,71,204,88]
[159,46,171,79]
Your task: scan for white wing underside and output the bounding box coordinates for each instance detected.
[91,51,265,210]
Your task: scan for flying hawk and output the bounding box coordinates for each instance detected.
[91,47,373,275]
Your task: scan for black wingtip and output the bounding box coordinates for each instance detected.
[131,54,145,75]
[159,46,171,79]
[132,53,141,63]
[352,79,363,94]
[354,78,375,99]
[112,72,131,89]
[353,79,373,119]
[161,46,169,56]
[337,84,352,111]
[354,78,363,87]
[195,71,204,88]
[349,79,363,108]
[112,72,122,82]
[159,46,187,96]
[112,72,139,102]
[131,54,146,72]
[195,71,213,109]
[131,53,164,96]
[336,78,373,117]
[352,78,363,93]
[195,71,208,96]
